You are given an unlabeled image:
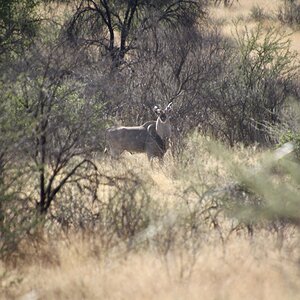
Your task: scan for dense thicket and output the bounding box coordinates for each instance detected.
[1,0,300,259]
[0,0,39,56]
[66,0,205,66]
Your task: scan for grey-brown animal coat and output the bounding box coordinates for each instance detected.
[105,103,172,161]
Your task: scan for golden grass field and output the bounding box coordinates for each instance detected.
[1,135,300,300]
[1,1,300,299]
[2,232,299,300]
[211,0,300,52]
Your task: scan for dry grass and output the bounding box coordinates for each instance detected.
[2,231,300,300]
[211,0,300,53]
[1,136,300,300]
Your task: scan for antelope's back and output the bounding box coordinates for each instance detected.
[107,126,148,153]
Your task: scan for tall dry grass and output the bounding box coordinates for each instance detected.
[1,135,300,300]
[211,0,300,52]
[2,233,299,300]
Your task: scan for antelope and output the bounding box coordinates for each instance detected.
[105,102,173,161]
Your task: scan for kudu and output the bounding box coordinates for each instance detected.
[105,103,173,161]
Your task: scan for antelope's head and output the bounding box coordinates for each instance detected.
[153,102,173,140]
[153,102,173,123]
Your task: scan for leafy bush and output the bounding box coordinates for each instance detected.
[0,0,39,57]
[0,195,38,260]
[206,137,300,228]
[0,161,39,260]
[203,23,299,146]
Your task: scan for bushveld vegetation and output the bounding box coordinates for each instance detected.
[1,0,300,299]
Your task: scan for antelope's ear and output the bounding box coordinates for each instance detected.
[154,105,161,115]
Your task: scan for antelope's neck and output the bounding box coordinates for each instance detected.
[156,118,171,140]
